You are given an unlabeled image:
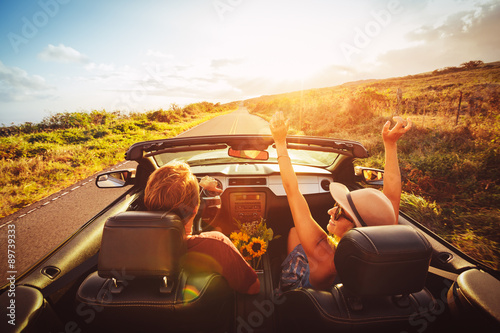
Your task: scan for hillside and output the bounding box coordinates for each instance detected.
[244,60,500,269]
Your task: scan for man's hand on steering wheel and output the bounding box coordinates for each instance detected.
[199,176,223,194]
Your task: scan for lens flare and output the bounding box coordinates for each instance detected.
[182,285,200,303]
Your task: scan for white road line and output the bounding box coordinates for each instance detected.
[0,220,14,229]
[2,163,126,226]
[229,116,239,134]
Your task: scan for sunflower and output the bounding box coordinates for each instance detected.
[247,237,267,258]
[229,232,239,243]
[230,231,249,243]
[239,232,250,243]
[239,244,253,261]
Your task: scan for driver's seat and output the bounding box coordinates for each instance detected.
[76,211,234,332]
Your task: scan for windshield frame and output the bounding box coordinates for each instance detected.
[126,134,369,169]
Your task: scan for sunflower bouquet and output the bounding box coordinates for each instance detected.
[230,218,279,270]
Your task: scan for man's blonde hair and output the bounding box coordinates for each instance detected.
[144,162,200,222]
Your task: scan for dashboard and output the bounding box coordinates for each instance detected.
[192,163,333,226]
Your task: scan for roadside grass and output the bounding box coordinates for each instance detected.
[245,61,500,269]
[0,102,237,218]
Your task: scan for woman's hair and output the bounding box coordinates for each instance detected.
[144,162,200,222]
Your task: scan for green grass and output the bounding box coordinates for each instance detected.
[0,102,238,218]
[245,61,500,269]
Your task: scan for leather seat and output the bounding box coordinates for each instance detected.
[277,225,437,333]
[76,211,234,333]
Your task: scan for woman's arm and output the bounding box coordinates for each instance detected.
[382,116,412,222]
[269,112,335,289]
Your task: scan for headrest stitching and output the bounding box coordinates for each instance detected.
[353,229,379,254]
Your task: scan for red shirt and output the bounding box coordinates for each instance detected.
[185,231,258,294]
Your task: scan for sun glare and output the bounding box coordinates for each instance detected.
[266,59,320,82]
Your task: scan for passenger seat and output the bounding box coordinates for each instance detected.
[276,225,436,333]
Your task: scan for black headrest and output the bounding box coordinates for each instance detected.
[334,225,432,297]
[98,211,187,279]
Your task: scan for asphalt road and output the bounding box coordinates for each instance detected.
[178,106,270,137]
[0,107,269,281]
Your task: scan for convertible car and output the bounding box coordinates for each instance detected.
[1,134,499,333]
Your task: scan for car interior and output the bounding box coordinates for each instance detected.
[1,134,499,333]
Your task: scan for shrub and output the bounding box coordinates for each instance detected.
[61,128,90,144]
[134,120,162,131]
[111,122,139,133]
[90,110,115,125]
[460,60,484,69]
[27,132,61,144]
[146,109,180,123]
[86,126,110,139]
[0,141,27,159]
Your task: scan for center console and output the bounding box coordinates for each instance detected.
[229,192,266,223]
[233,254,280,333]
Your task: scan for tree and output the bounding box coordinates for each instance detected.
[460,60,484,69]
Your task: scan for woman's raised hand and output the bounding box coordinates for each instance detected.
[382,116,412,146]
[269,111,289,145]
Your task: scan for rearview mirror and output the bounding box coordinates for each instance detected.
[96,169,135,188]
[228,147,269,160]
[355,167,384,186]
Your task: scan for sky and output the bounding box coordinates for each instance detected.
[0,0,499,124]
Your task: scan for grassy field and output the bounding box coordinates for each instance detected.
[0,102,237,218]
[244,61,500,269]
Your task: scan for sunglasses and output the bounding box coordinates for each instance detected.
[333,203,354,224]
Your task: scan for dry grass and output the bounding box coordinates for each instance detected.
[245,61,500,269]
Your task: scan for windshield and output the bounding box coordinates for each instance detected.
[153,146,340,168]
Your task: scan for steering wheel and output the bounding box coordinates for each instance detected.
[193,177,223,234]
[192,195,221,234]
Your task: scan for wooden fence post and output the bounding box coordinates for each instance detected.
[394,88,402,117]
[422,95,427,128]
[455,91,462,125]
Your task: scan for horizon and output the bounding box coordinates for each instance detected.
[1,0,500,124]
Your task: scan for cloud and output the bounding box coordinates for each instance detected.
[0,61,54,102]
[38,44,90,64]
[211,58,244,69]
[375,2,500,75]
[85,62,115,72]
[145,49,174,59]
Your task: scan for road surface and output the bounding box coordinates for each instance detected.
[0,107,269,281]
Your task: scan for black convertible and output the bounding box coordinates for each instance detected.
[1,134,499,332]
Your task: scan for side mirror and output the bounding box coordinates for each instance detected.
[355,167,384,186]
[96,169,135,188]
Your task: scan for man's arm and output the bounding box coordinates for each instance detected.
[246,278,261,294]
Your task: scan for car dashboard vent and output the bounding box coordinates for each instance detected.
[228,178,267,186]
[321,179,331,191]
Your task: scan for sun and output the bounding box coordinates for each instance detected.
[267,60,319,82]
